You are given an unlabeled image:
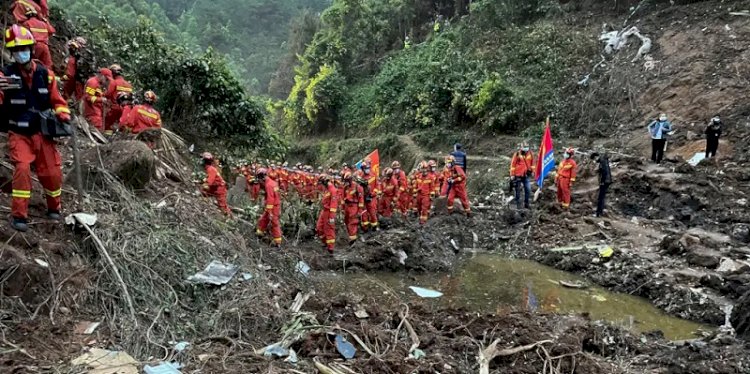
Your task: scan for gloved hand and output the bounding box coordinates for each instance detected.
[447,178,454,184]
[56,111,71,122]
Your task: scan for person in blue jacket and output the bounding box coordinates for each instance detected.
[647,113,673,164]
[450,143,467,172]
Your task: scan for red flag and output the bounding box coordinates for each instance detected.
[535,117,555,187]
[356,149,380,175]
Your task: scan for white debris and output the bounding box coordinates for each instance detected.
[65,213,98,227]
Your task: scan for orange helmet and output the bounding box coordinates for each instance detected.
[391,161,400,169]
[257,168,268,176]
[343,172,353,180]
[428,160,437,168]
[116,91,132,103]
[565,147,575,155]
[384,167,393,176]
[445,155,456,164]
[144,90,157,104]
[67,36,86,50]
[419,161,428,171]
[5,25,35,49]
[25,7,38,16]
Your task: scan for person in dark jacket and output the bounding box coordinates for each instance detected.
[705,115,722,159]
[591,152,612,217]
[450,143,467,172]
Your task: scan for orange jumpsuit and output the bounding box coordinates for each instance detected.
[415,172,436,224]
[12,0,47,22]
[443,166,470,215]
[0,61,70,220]
[203,164,231,215]
[257,177,282,245]
[343,182,365,241]
[316,181,339,252]
[119,103,161,148]
[278,168,289,192]
[62,54,84,100]
[245,174,260,201]
[83,76,107,130]
[21,17,54,69]
[555,158,577,208]
[105,75,133,134]
[394,170,410,216]
[303,173,317,202]
[379,175,399,218]
[360,172,380,230]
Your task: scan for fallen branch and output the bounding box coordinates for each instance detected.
[77,217,138,326]
[397,308,420,355]
[478,339,553,374]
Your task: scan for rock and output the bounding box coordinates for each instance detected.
[686,247,722,269]
[731,291,750,340]
[699,274,724,290]
[731,224,750,243]
[74,141,155,190]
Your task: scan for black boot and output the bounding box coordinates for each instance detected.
[47,210,62,220]
[11,217,28,232]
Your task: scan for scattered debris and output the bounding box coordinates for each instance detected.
[559,280,588,289]
[718,258,740,273]
[296,261,311,276]
[74,321,101,335]
[730,11,750,16]
[173,341,189,352]
[354,309,369,319]
[593,295,607,302]
[65,213,98,227]
[688,152,706,166]
[409,286,443,298]
[396,249,408,265]
[187,260,239,285]
[241,272,254,281]
[450,239,459,250]
[335,335,356,359]
[263,344,290,358]
[409,348,426,360]
[34,259,49,268]
[70,348,138,374]
[143,362,183,374]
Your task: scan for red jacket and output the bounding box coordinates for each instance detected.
[321,182,339,213]
[343,182,365,210]
[106,75,133,101]
[415,172,436,196]
[12,0,47,22]
[556,159,577,181]
[263,177,281,211]
[204,164,226,192]
[382,176,399,197]
[449,166,467,186]
[83,76,107,126]
[21,16,54,44]
[362,172,380,197]
[120,104,161,134]
[0,61,69,119]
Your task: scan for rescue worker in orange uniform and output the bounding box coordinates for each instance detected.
[0,25,71,231]
[20,8,54,69]
[12,0,47,23]
[391,161,409,217]
[201,152,231,216]
[245,165,261,201]
[316,174,339,253]
[555,148,577,209]
[83,68,111,131]
[379,167,399,218]
[414,162,437,225]
[255,168,282,247]
[278,162,290,192]
[510,143,534,210]
[342,172,364,244]
[359,160,380,231]
[104,64,133,135]
[119,90,161,147]
[442,155,471,217]
[290,163,304,196]
[428,160,440,194]
[62,37,86,101]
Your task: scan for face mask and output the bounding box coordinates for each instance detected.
[394,168,400,173]
[522,147,529,153]
[13,50,31,64]
[447,163,453,168]
[363,168,370,173]
[659,116,668,122]
[563,154,570,159]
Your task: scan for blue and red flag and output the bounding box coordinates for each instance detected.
[535,117,555,187]
[355,149,380,175]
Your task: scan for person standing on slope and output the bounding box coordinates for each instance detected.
[555,148,577,209]
[342,172,364,244]
[450,143,467,172]
[0,25,71,232]
[591,151,611,217]
[647,113,673,164]
[705,115,722,159]
[414,162,436,225]
[316,174,339,254]
[442,155,471,217]
[201,152,231,216]
[255,168,282,247]
[359,160,380,231]
[510,143,534,210]
[20,8,54,69]
[83,68,111,132]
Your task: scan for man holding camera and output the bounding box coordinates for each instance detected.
[0,25,71,231]
[509,143,534,210]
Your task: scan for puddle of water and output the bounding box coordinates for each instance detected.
[316,253,710,340]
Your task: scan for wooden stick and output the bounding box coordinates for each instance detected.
[478,339,553,374]
[77,217,138,326]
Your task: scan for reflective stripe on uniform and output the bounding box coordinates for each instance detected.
[116,86,133,92]
[273,237,282,244]
[12,189,31,198]
[137,109,158,119]
[265,205,274,209]
[325,239,336,244]
[45,188,62,198]
[30,28,48,33]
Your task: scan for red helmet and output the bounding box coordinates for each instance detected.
[5,25,35,49]
[144,90,157,104]
[201,152,214,161]
[98,68,113,80]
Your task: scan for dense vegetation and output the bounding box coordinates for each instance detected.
[280,0,599,137]
[57,0,330,94]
